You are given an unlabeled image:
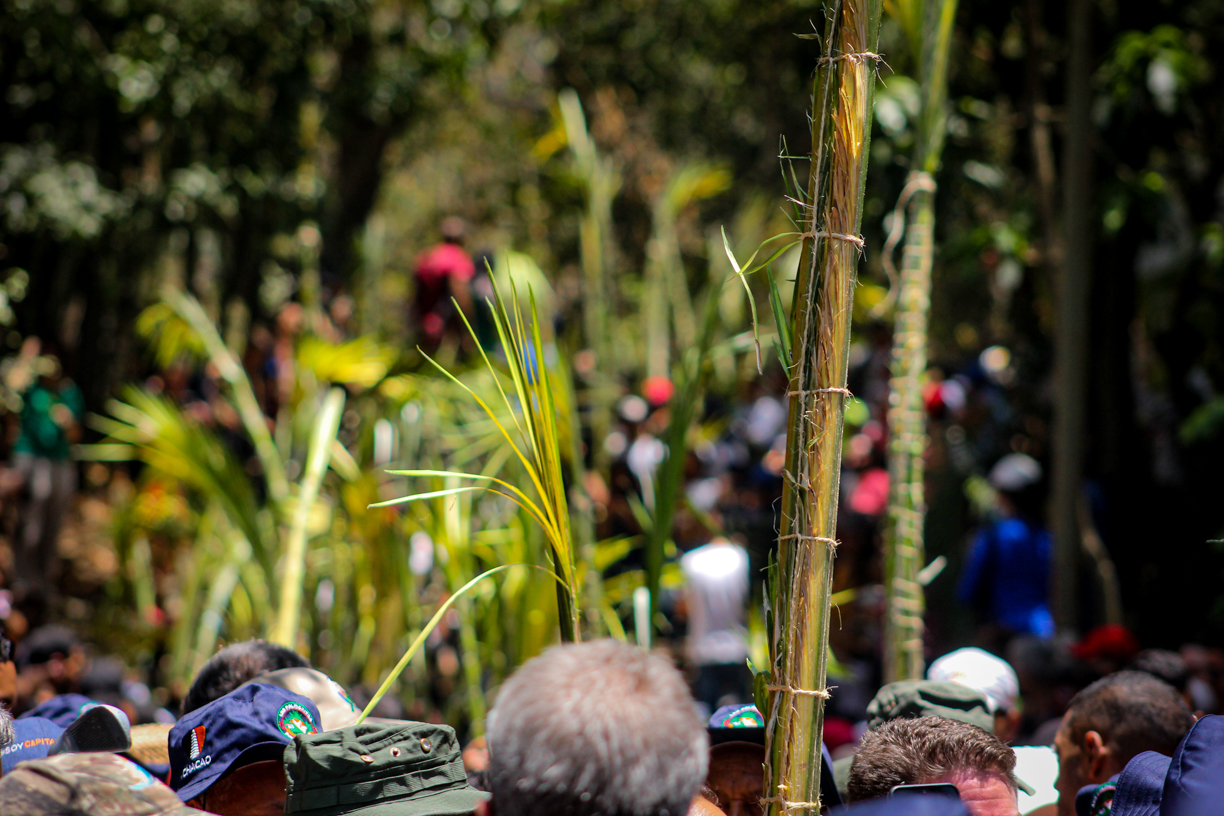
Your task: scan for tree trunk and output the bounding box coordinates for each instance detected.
[1049,0,1093,633]
[764,0,882,810]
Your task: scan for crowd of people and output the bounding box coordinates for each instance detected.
[0,622,1221,815]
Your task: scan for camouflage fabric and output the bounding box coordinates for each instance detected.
[0,753,214,816]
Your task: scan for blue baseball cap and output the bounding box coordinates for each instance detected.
[1,717,65,774]
[17,694,100,728]
[1110,753,1166,816]
[1154,713,1224,815]
[167,682,321,803]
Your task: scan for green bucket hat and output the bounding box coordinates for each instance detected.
[866,680,995,733]
[284,721,489,816]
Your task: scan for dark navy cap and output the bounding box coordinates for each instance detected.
[18,694,100,728]
[1112,754,1166,816]
[1,717,65,774]
[1158,713,1224,816]
[168,683,321,803]
[1110,714,1224,816]
[831,792,970,815]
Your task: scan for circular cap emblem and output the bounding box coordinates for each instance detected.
[277,702,319,739]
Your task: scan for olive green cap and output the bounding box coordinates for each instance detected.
[866,680,995,733]
[863,681,1035,795]
[284,721,489,816]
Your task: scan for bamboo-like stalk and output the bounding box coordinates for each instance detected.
[881,0,959,683]
[764,0,882,811]
[559,89,621,476]
[270,387,345,647]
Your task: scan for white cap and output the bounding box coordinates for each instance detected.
[927,647,1019,713]
[988,453,1041,492]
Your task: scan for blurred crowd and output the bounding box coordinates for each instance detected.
[0,626,1222,815]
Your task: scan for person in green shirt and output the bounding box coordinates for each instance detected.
[12,352,82,613]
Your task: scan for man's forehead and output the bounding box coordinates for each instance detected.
[938,768,1017,793]
[936,769,1020,816]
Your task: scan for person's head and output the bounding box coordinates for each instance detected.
[182,640,309,715]
[1053,670,1194,816]
[169,683,321,816]
[705,741,764,816]
[1,628,15,706]
[0,703,13,747]
[486,639,708,816]
[987,453,1043,518]
[1130,649,1191,703]
[243,667,359,732]
[927,648,1022,744]
[688,792,726,816]
[848,717,1018,816]
[440,216,467,245]
[16,626,86,696]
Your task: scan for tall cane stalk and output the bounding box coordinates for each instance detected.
[881,0,958,683]
[764,0,882,811]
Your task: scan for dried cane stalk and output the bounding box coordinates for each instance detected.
[763,0,883,811]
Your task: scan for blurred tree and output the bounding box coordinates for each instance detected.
[0,0,510,404]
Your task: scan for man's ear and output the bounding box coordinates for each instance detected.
[1082,731,1112,782]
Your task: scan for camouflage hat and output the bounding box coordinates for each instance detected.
[866,680,994,733]
[0,753,215,816]
[284,721,489,816]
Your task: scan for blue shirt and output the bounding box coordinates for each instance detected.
[957,517,1054,637]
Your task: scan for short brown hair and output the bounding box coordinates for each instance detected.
[847,716,1016,802]
[1063,671,1193,761]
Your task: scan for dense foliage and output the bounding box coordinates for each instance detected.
[2,0,1224,678]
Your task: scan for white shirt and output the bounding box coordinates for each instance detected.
[681,540,749,665]
[1014,745,1059,814]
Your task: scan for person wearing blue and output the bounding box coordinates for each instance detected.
[957,453,1054,643]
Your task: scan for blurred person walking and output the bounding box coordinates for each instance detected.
[413,217,476,353]
[10,347,81,617]
[957,454,1054,648]
[680,536,750,715]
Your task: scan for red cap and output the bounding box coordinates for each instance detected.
[1072,624,1139,663]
